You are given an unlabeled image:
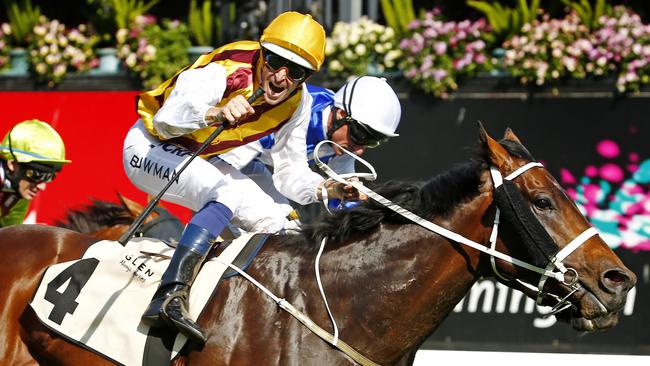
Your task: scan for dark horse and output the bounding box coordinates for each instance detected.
[0,127,636,365]
[55,193,183,242]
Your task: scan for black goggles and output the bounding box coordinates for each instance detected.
[21,164,56,184]
[345,118,390,148]
[263,50,313,82]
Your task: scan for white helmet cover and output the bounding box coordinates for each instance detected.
[261,42,315,70]
[333,76,401,137]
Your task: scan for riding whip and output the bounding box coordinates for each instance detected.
[118,87,265,245]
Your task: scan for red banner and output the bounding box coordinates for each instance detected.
[0,91,191,225]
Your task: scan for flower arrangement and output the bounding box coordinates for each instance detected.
[502,12,589,86]
[502,6,650,92]
[28,16,99,87]
[116,15,190,89]
[325,16,401,79]
[399,9,493,97]
[0,24,10,70]
[590,6,650,92]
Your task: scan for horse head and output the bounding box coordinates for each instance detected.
[480,125,636,331]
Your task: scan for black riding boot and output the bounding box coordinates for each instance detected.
[142,223,216,344]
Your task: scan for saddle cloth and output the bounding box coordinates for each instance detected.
[29,233,266,366]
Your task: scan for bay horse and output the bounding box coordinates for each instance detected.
[55,193,183,242]
[0,127,636,365]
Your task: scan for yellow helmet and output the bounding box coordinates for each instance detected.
[0,119,71,164]
[260,11,326,71]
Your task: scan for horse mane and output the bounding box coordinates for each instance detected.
[298,137,534,245]
[55,200,133,233]
[300,159,486,244]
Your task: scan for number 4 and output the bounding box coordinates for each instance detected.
[44,258,99,325]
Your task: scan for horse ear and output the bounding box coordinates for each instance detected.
[478,122,511,168]
[116,192,144,218]
[503,127,522,144]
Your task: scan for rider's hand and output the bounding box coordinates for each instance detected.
[317,177,368,202]
[205,95,255,127]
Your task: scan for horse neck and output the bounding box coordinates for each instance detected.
[323,191,492,364]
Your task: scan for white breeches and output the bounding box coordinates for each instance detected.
[122,120,295,233]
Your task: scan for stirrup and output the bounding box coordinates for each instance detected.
[160,291,207,344]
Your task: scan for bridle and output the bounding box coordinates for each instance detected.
[488,163,597,315]
[314,140,598,316]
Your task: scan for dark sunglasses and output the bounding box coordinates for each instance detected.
[263,50,313,82]
[21,165,56,184]
[345,118,389,148]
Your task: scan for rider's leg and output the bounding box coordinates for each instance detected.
[142,201,232,344]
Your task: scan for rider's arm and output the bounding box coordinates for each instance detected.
[151,63,228,139]
[270,87,324,205]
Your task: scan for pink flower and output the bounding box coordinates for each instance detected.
[433,41,446,55]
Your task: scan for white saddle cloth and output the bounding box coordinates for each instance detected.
[29,234,254,366]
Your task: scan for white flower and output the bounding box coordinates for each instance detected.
[142,45,156,62]
[349,32,360,45]
[1,23,11,35]
[126,53,137,67]
[325,41,334,56]
[116,28,129,44]
[35,63,47,74]
[329,59,343,71]
[354,43,366,55]
[53,64,66,77]
[374,43,385,54]
[34,25,47,36]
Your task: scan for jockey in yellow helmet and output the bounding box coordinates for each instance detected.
[125,12,362,344]
[0,120,70,227]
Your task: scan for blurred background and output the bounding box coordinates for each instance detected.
[0,0,649,362]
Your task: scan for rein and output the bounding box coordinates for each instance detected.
[314,141,597,314]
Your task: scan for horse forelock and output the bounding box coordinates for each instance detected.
[55,200,133,234]
[300,160,485,245]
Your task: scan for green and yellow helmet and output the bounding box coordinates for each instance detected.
[0,120,71,165]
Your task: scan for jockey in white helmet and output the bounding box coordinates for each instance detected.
[221,76,402,215]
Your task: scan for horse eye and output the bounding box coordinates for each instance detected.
[534,197,553,210]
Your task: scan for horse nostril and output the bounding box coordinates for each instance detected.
[602,269,632,293]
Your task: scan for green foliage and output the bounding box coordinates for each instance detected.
[117,18,191,89]
[380,0,416,35]
[86,0,159,45]
[187,0,235,46]
[6,0,41,47]
[111,0,160,29]
[561,0,612,31]
[467,0,539,44]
